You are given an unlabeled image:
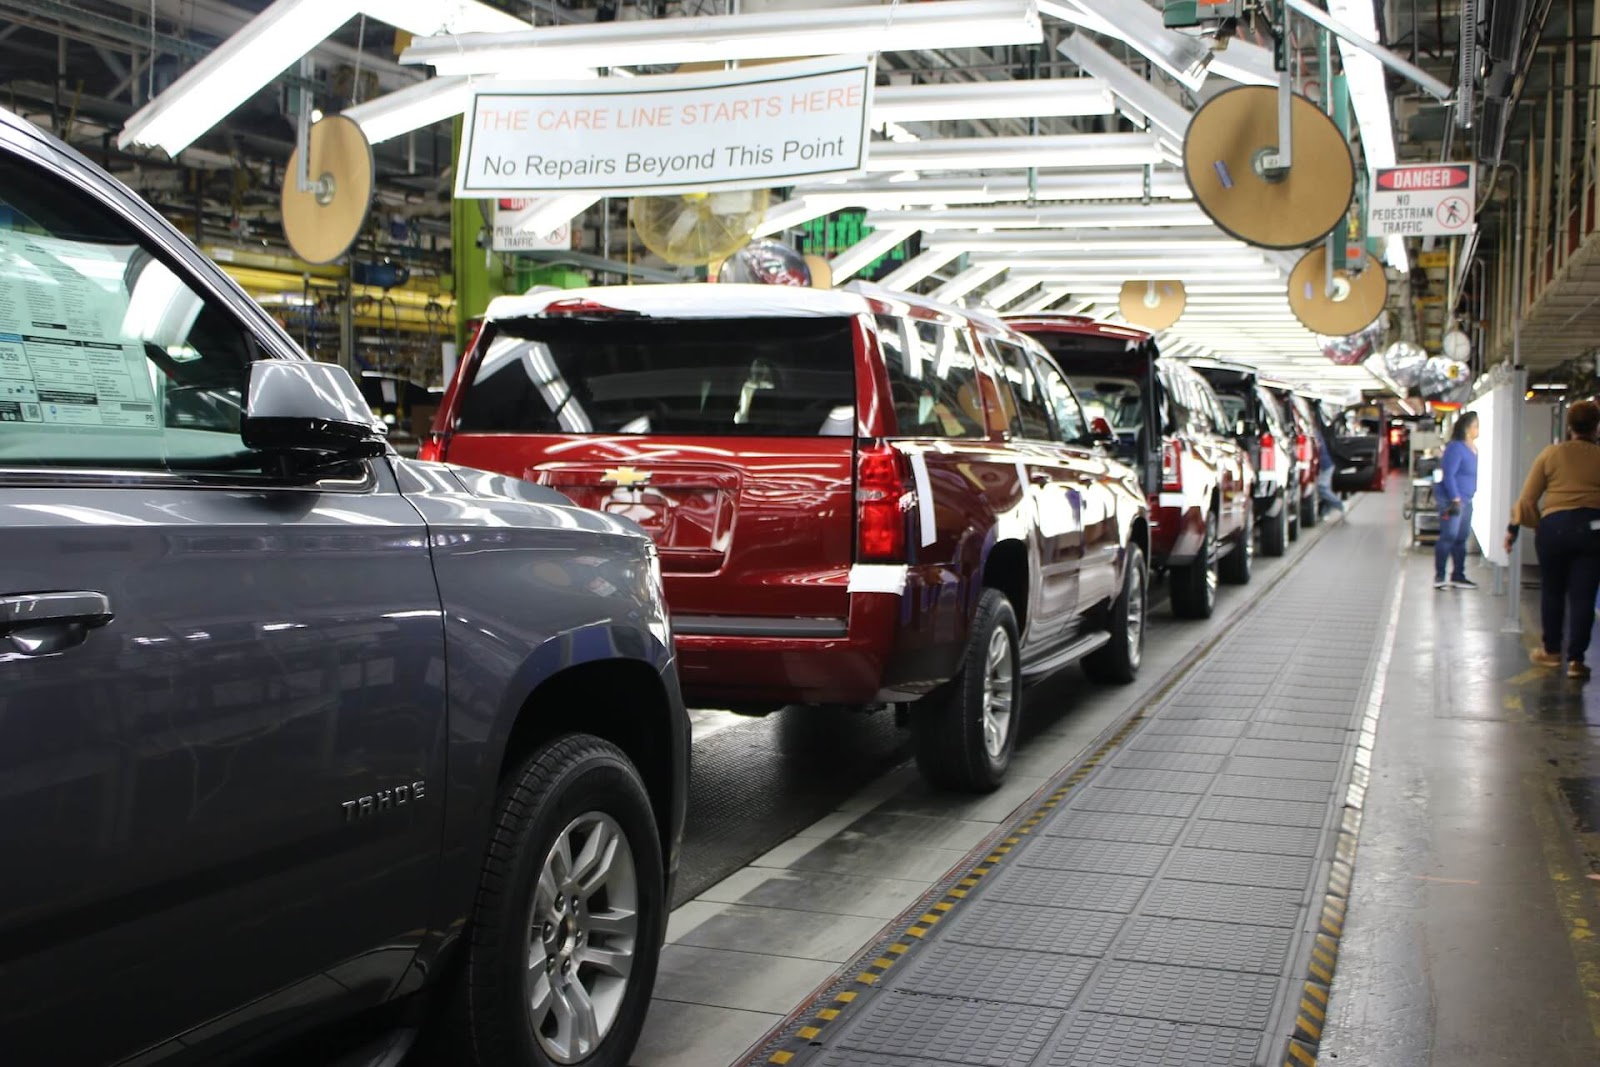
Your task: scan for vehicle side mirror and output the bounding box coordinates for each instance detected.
[1089,416,1116,444]
[242,361,386,476]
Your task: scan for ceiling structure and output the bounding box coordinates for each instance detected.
[0,0,1570,393]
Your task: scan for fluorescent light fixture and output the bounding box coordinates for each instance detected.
[120,0,360,153]
[793,170,1192,205]
[932,264,1007,303]
[346,75,474,144]
[982,277,1038,308]
[863,202,1211,231]
[1012,287,1073,314]
[119,0,532,154]
[829,227,918,285]
[865,132,1162,173]
[922,228,1253,253]
[1003,269,1285,283]
[403,0,1043,75]
[1055,33,1191,149]
[872,79,1114,124]
[879,249,965,290]
[1038,0,1211,90]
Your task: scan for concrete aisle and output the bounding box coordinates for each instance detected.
[1321,524,1600,1066]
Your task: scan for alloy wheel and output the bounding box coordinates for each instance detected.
[527,812,639,1064]
[980,627,1015,759]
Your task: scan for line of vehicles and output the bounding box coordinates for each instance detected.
[1,108,1382,1067]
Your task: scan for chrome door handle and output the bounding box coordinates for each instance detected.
[0,591,114,655]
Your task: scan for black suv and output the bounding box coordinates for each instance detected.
[0,109,687,1067]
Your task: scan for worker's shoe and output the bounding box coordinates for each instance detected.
[1531,648,1562,668]
[1570,660,1592,681]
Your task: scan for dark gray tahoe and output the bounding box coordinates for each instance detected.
[0,109,687,1067]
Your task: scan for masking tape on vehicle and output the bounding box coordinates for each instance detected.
[848,564,909,596]
[907,450,937,547]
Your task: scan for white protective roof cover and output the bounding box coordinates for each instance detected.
[484,283,873,322]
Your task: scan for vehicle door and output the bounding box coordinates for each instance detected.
[984,334,1081,642]
[0,146,446,1065]
[1029,348,1123,611]
[1191,373,1249,537]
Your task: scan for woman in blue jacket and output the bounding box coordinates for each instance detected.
[1435,411,1480,589]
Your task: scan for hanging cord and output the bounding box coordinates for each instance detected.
[147,0,156,102]
[352,14,368,106]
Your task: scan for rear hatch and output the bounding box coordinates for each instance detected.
[441,306,860,623]
[1009,318,1159,491]
[1195,367,1261,468]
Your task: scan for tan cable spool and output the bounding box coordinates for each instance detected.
[804,254,833,289]
[1118,280,1186,330]
[1183,85,1356,250]
[1287,246,1387,335]
[281,115,374,265]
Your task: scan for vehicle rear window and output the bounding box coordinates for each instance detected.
[454,315,857,437]
[1021,330,1142,370]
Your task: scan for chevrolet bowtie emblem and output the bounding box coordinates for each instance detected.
[601,466,652,487]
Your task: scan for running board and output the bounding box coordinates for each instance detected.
[1021,630,1112,679]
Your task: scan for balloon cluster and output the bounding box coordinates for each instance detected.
[718,240,812,287]
[1379,341,1428,390]
[1419,356,1473,403]
[1316,315,1388,365]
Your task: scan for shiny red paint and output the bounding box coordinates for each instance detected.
[435,285,1149,710]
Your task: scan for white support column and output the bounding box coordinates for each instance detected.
[829,228,918,285]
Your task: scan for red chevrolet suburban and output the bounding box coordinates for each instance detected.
[426,283,1151,791]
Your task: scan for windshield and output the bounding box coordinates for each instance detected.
[455,314,857,437]
[1070,376,1144,432]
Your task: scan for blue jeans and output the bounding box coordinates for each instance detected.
[1316,466,1343,514]
[1435,499,1473,581]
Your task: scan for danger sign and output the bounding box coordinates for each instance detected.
[1369,164,1476,238]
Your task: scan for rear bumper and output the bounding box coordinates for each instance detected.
[672,564,962,707]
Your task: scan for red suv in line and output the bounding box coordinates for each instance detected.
[1263,383,1323,532]
[1006,315,1254,620]
[425,283,1151,791]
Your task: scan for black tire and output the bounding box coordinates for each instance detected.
[1288,495,1301,542]
[1261,493,1289,557]
[1169,512,1218,620]
[444,735,664,1067]
[1084,545,1147,685]
[1220,505,1252,585]
[913,589,1020,793]
[1301,490,1320,529]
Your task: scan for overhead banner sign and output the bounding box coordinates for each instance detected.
[1368,163,1476,238]
[457,56,874,198]
[491,199,575,252]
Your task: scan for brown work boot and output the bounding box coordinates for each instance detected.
[1531,648,1562,668]
[1570,660,1592,681]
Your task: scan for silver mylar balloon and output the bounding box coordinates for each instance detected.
[1382,341,1428,389]
[1420,356,1472,402]
[1317,316,1388,366]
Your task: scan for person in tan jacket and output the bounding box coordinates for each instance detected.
[1504,399,1600,679]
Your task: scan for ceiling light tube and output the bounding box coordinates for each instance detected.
[872,79,1114,123]
[793,170,1191,205]
[1055,33,1192,149]
[878,249,965,290]
[865,132,1162,173]
[863,202,1210,231]
[1286,0,1451,100]
[120,0,361,153]
[1012,288,1073,314]
[1004,269,1285,284]
[829,227,918,285]
[403,0,1043,75]
[346,75,475,144]
[931,264,1008,303]
[924,231,1251,253]
[1038,0,1209,90]
[983,277,1038,308]
[119,0,532,154]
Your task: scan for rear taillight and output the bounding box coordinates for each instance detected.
[857,445,912,562]
[1389,427,1404,445]
[1161,439,1183,493]
[417,434,445,462]
[1295,433,1311,464]
[1259,431,1276,472]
